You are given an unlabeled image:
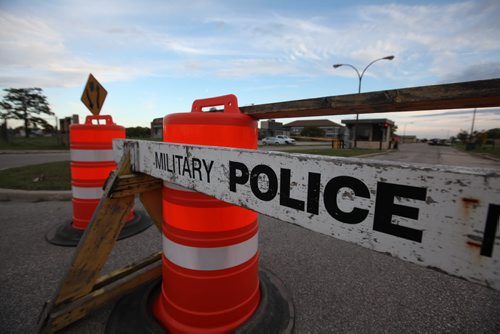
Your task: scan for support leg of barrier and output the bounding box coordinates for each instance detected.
[38,144,163,333]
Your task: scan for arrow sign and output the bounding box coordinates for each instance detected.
[81,74,107,115]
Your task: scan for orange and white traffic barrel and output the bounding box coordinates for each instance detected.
[153,95,260,332]
[46,115,152,246]
[106,95,294,333]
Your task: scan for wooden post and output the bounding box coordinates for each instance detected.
[38,143,163,333]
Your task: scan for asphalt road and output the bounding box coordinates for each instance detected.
[0,201,499,333]
[0,151,70,170]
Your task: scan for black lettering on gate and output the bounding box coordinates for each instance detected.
[373,182,426,242]
[307,172,321,215]
[280,169,305,211]
[481,204,500,257]
[323,176,370,224]
[229,161,249,192]
[250,165,278,201]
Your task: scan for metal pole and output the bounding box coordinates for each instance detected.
[333,56,394,149]
[470,108,477,142]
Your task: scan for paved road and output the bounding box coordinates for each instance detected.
[0,151,70,170]
[0,201,499,333]
[370,143,500,169]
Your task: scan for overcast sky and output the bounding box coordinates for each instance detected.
[1,0,499,138]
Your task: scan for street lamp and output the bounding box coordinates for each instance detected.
[333,55,395,148]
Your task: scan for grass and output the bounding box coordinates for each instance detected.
[274,148,385,157]
[0,161,71,190]
[454,143,500,159]
[0,136,68,150]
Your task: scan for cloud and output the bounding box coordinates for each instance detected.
[1,0,499,88]
[0,11,151,88]
[442,61,500,82]
[216,58,296,77]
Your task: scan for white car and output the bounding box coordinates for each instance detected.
[275,135,296,145]
[261,136,285,145]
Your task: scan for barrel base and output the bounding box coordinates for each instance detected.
[45,211,153,247]
[106,268,294,334]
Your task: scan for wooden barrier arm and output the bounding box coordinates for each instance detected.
[239,78,500,119]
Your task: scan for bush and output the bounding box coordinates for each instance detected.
[300,126,325,137]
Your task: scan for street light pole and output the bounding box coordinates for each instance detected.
[470,108,477,142]
[333,55,395,148]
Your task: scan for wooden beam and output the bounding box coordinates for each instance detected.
[52,153,136,306]
[38,145,166,333]
[109,173,163,199]
[239,78,500,119]
[140,188,164,231]
[93,252,162,291]
[47,259,161,333]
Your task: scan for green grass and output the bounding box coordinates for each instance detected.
[454,143,500,159]
[0,161,71,190]
[0,136,68,150]
[275,148,385,157]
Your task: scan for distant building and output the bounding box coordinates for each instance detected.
[151,118,163,139]
[259,120,289,138]
[341,118,395,149]
[283,119,343,138]
[400,135,417,143]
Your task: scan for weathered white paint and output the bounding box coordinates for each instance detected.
[162,233,258,271]
[71,149,114,162]
[71,186,103,199]
[113,139,500,290]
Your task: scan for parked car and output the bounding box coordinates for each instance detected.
[275,135,296,145]
[428,138,451,146]
[261,136,286,145]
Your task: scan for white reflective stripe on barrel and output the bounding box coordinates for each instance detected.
[71,149,114,162]
[72,186,103,199]
[163,181,196,192]
[162,233,258,271]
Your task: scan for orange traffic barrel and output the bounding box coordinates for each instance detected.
[46,115,152,246]
[153,94,260,332]
[106,96,294,334]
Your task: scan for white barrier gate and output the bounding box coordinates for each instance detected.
[114,139,500,290]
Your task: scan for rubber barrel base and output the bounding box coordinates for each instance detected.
[45,211,152,247]
[106,268,295,334]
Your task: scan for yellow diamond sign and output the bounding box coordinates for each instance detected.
[81,74,107,115]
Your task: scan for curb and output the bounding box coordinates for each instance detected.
[0,189,71,202]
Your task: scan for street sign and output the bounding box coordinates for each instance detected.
[113,139,500,290]
[81,74,107,115]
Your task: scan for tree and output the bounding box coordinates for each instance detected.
[456,130,469,143]
[486,128,500,139]
[391,124,398,137]
[126,126,151,138]
[0,88,54,138]
[300,126,325,137]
